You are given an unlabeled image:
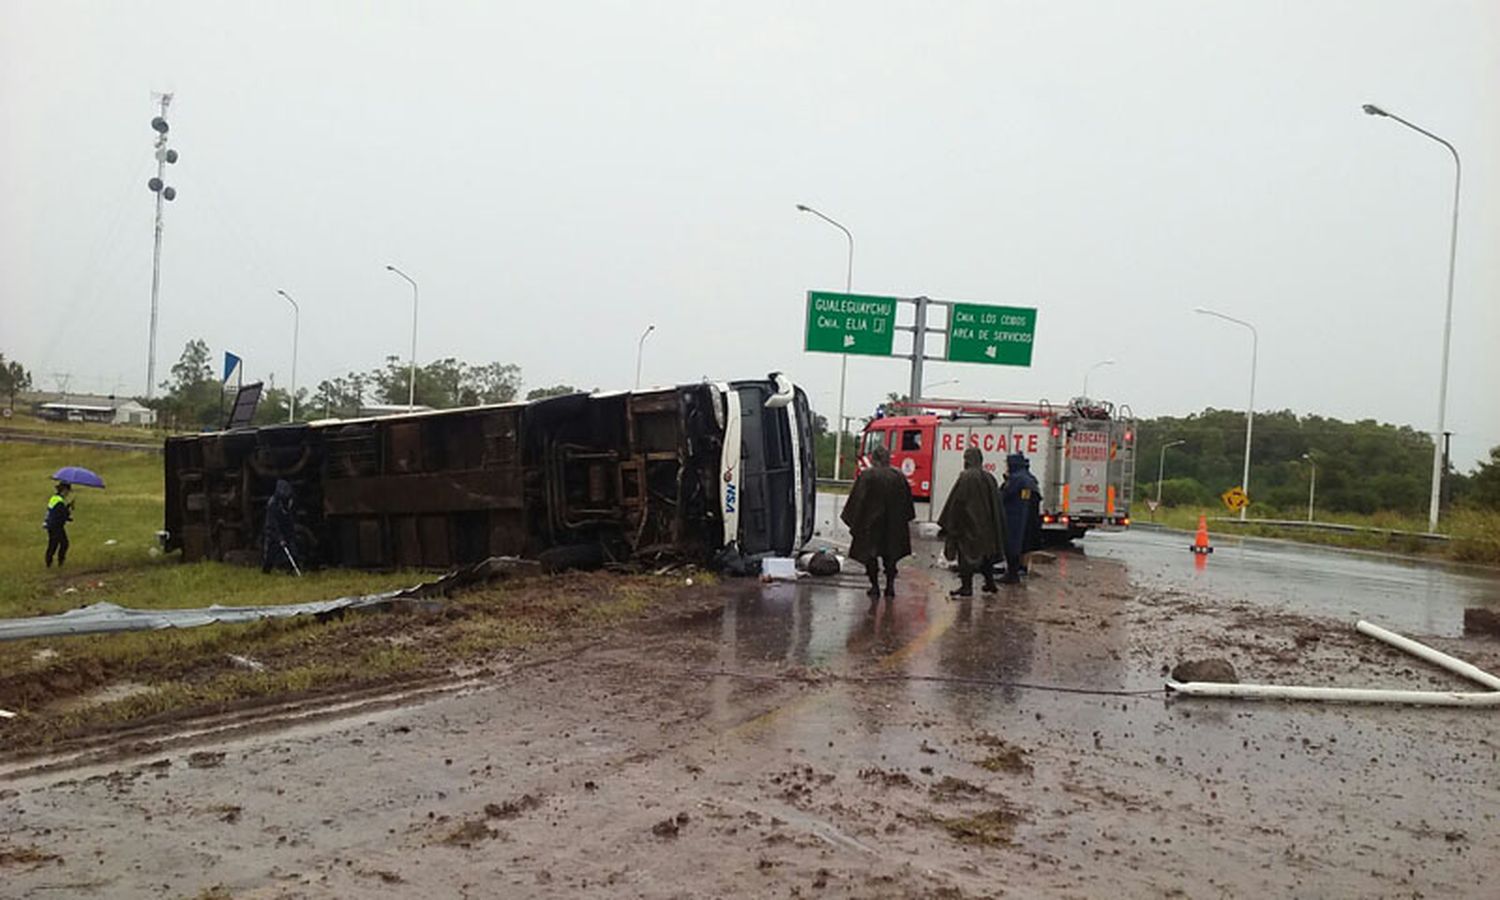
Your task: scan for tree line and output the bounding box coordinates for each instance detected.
[808,402,1499,516]
[1133,408,1500,516]
[147,340,577,428]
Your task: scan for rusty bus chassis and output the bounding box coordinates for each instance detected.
[163,374,816,573]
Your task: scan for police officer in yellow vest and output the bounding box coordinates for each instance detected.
[44,482,74,568]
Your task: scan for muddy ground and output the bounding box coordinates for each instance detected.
[2,532,1499,898]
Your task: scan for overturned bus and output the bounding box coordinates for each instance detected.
[162,374,816,571]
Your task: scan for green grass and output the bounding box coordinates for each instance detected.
[0,440,703,748]
[0,410,164,444]
[0,443,420,618]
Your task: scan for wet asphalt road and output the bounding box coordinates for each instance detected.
[818,492,1500,637]
[1087,525,1500,637]
[2,495,1498,897]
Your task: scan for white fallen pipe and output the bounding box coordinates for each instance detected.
[1356,620,1500,691]
[1166,680,1500,706]
[1167,619,1500,707]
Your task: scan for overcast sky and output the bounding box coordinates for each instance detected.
[3,1,1496,466]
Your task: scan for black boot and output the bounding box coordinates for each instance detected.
[884,574,896,598]
[866,573,881,599]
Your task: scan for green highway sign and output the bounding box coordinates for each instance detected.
[946,302,1037,366]
[804,291,898,356]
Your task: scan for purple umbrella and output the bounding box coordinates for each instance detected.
[51,466,106,489]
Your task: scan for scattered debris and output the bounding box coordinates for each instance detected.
[0,845,61,868]
[442,818,498,847]
[226,654,265,672]
[0,556,539,642]
[1171,658,1239,684]
[938,806,1023,845]
[484,794,542,820]
[971,733,1032,774]
[1168,620,1500,706]
[760,557,799,582]
[186,751,226,769]
[859,768,915,789]
[800,549,842,576]
[212,804,242,824]
[652,812,690,838]
[929,776,988,801]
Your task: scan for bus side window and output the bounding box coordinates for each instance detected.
[900,430,921,452]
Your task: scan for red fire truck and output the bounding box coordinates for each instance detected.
[855,398,1136,542]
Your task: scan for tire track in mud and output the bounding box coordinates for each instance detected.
[0,640,609,785]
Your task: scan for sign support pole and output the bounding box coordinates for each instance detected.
[908,296,928,403]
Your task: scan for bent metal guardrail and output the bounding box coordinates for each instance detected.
[1208,516,1449,543]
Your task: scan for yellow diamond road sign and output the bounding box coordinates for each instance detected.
[1221,486,1249,512]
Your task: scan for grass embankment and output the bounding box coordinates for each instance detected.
[0,443,705,752]
[0,411,164,445]
[1141,504,1500,565]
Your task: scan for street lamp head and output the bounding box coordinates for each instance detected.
[384,265,396,271]
[276,289,288,298]
[1192,306,1211,315]
[795,204,810,212]
[1362,103,1388,117]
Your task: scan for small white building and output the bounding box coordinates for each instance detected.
[112,400,157,426]
[26,392,157,427]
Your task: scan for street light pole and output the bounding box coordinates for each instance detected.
[276,290,300,422]
[635,324,655,390]
[1194,307,1257,521]
[1302,453,1316,523]
[797,203,854,480]
[144,93,179,399]
[1362,103,1461,533]
[1156,439,1186,514]
[1083,358,1115,398]
[384,265,419,411]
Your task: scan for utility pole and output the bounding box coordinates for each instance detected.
[145,93,180,399]
[51,373,72,406]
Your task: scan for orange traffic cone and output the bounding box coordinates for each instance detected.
[1191,514,1213,555]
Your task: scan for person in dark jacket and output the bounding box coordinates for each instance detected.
[937,447,1006,597]
[840,443,915,599]
[44,482,73,568]
[1022,475,1045,571]
[261,480,298,574]
[1000,453,1040,584]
